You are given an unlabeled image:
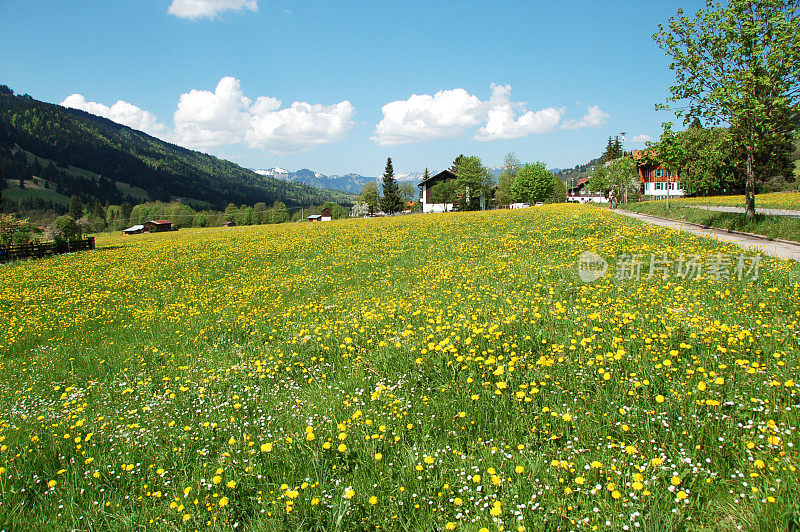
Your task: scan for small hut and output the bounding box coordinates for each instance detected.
[144,220,175,232]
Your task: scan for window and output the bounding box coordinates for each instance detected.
[655,169,664,177]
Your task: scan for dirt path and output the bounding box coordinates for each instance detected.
[613,209,800,261]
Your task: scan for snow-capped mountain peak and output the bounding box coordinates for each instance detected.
[253,167,290,177]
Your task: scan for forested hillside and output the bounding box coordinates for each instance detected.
[0,87,352,215]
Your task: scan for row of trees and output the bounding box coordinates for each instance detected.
[60,197,350,233]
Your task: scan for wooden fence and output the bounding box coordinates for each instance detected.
[0,237,95,263]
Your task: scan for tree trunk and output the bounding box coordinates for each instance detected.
[745,144,756,218]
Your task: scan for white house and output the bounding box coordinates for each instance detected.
[418,169,456,213]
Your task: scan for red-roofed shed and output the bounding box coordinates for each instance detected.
[144,220,175,232]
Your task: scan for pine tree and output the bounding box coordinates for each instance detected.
[379,157,402,214]
[600,136,624,162]
[450,155,465,173]
[68,195,84,219]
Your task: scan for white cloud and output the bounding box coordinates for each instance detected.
[60,94,167,138]
[633,134,651,143]
[172,76,252,148]
[61,77,354,155]
[246,99,355,154]
[560,105,610,130]
[373,84,565,145]
[168,0,258,20]
[372,88,484,146]
[474,84,564,141]
[172,76,354,153]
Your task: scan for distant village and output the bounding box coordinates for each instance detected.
[117,151,682,235]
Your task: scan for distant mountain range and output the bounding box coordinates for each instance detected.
[254,166,508,195]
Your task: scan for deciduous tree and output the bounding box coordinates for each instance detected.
[359,182,380,216]
[454,156,492,210]
[654,0,800,216]
[495,152,521,206]
[512,162,556,204]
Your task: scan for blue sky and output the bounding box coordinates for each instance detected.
[1,0,704,176]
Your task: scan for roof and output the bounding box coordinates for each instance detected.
[418,169,457,187]
[123,225,144,232]
[632,150,658,160]
[307,214,322,219]
[146,219,173,225]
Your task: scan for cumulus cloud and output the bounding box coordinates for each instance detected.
[60,94,167,138]
[247,99,355,154]
[171,76,354,153]
[474,84,564,141]
[560,105,610,130]
[372,88,484,145]
[633,134,651,143]
[172,77,252,148]
[61,77,354,154]
[168,0,258,20]
[373,84,567,145]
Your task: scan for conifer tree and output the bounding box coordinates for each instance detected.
[379,157,402,214]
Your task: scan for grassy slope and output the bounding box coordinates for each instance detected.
[666,193,800,211]
[1,206,799,531]
[621,201,800,242]
[13,146,153,202]
[2,179,70,205]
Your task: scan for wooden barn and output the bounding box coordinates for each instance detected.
[308,208,332,222]
[144,220,175,232]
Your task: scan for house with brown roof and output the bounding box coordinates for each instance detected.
[567,177,607,204]
[632,150,686,200]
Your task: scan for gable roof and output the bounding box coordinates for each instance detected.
[418,169,457,187]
